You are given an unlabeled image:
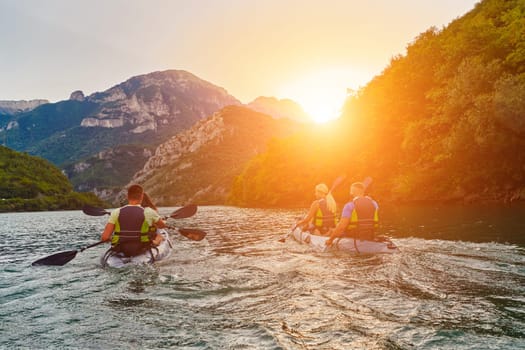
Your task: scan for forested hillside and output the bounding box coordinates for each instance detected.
[123,106,298,205]
[229,0,525,207]
[0,70,240,193]
[0,146,104,212]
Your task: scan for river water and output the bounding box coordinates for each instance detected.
[1,204,524,349]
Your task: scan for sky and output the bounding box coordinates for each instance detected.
[0,0,479,122]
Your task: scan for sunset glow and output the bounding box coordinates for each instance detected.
[278,68,365,123]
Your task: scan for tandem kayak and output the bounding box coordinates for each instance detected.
[291,227,398,254]
[100,229,173,268]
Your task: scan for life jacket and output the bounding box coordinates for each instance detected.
[111,206,151,246]
[345,196,379,240]
[314,198,336,229]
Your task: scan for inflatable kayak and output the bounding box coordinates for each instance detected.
[100,229,173,268]
[291,227,398,254]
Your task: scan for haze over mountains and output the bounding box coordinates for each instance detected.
[0,70,309,202]
[0,99,49,115]
[3,0,520,208]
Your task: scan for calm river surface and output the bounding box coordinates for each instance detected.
[1,204,524,349]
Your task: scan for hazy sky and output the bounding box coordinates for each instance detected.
[0,0,479,120]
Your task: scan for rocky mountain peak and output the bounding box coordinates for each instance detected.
[247,96,311,123]
[80,69,240,133]
[69,90,85,101]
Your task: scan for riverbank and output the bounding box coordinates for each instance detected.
[0,193,107,213]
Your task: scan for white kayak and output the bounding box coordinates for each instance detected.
[291,227,398,254]
[100,229,173,268]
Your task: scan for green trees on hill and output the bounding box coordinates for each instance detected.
[0,146,104,212]
[229,0,525,206]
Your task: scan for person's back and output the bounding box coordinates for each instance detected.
[101,184,165,257]
[314,197,337,234]
[326,182,379,246]
[344,196,378,240]
[111,204,150,256]
[297,183,337,235]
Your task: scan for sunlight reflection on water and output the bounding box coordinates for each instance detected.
[1,205,524,349]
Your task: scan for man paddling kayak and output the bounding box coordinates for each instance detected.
[100,184,167,257]
[325,181,379,247]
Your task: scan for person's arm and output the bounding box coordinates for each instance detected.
[100,209,119,242]
[145,208,166,245]
[296,201,319,230]
[150,209,166,229]
[326,202,353,246]
[101,222,115,242]
[325,217,349,246]
[153,217,167,229]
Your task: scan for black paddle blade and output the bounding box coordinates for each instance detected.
[32,250,78,266]
[170,204,197,219]
[178,228,206,241]
[82,205,110,216]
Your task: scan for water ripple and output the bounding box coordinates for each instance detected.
[1,206,524,349]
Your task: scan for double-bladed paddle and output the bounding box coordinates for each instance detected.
[32,204,205,266]
[31,226,207,267]
[31,240,107,266]
[82,204,198,220]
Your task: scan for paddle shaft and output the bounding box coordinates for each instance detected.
[80,240,108,252]
[82,204,197,220]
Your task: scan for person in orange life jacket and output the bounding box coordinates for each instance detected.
[295,183,337,236]
[325,181,379,247]
[100,184,166,257]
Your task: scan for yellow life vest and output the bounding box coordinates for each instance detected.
[345,197,379,239]
[314,198,336,229]
[111,206,151,246]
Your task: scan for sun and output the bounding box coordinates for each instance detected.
[300,90,346,124]
[278,68,358,124]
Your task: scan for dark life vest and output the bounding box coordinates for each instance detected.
[345,197,379,239]
[111,206,151,246]
[314,198,336,229]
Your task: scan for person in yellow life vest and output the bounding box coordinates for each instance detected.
[325,182,379,247]
[296,183,337,236]
[100,184,166,257]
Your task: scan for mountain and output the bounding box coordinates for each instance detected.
[0,145,104,212]
[117,106,298,205]
[247,96,311,123]
[0,70,241,192]
[229,0,525,206]
[63,143,156,193]
[0,99,49,115]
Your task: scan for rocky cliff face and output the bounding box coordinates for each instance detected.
[83,70,240,134]
[0,99,49,114]
[69,90,85,101]
[1,70,241,193]
[117,106,298,205]
[63,143,157,199]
